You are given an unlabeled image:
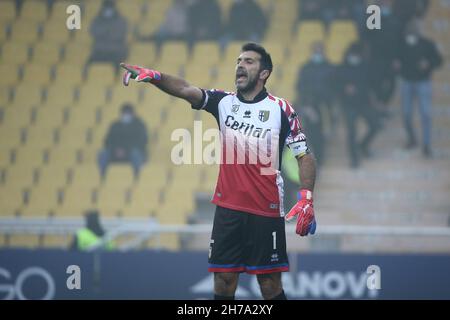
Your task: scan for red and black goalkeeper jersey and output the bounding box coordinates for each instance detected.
[192,88,309,218]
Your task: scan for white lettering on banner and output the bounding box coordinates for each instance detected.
[367,265,382,290]
[0,267,55,300]
[66,265,81,290]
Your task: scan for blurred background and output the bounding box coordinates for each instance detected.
[0,0,449,299]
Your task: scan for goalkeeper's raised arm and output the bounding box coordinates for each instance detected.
[120,63,204,107]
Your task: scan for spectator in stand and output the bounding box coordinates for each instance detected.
[88,0,128,71]
[393,20,443,158]
[223,0,268,44]
[151,0,189,49]
[98,104,148,179]
[187,0,222,47]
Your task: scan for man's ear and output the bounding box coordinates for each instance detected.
[260,69,270,81]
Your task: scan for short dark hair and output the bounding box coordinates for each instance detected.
[121,103,134,114]
[241,42,273,75]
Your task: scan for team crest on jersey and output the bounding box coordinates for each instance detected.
[231,104,240,113]
[259,110,270,122]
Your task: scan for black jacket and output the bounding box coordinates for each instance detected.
[105,118,148,155]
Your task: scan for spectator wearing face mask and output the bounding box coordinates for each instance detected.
[295,42,336,167]
[97,104,148,179]
[89,0,128,70]
[393,20,443,157]
[337,42,381,168]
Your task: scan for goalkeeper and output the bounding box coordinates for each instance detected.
[121,43,317,300]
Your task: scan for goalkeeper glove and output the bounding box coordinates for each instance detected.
[285,189,316,236]
[120,63,161,86]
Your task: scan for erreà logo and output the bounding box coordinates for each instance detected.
[259,110,270,122]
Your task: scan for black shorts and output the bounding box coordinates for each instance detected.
[208,205,289,274]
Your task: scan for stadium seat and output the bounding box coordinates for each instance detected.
[103,165,136,188]
[9,20,41,44]
[42,234,72,248]
[2,107,33,130]
[53,64,83,87]
[24,126,56,149]
[122,187,161,218]
[110,84,141,107]
[85,63,117,86]
[19,0,48,23]
[145,234,180,251]
[4,165,38,190]
[0,64,20,87]
[57,127,90,150]
[66,105,99,129]
[77,84,108,107]
[0,87,12,106]
[21,185,59,217]
[44,84,76,108]
[37,165,70,190]
[41,20,71,45]
[22,63,52,85]
[0,0,16,25]
[8,234,40,248]
[31,42,62,66]
[222,41,247,67]
[47,146,79,168]
[128,43,157,66]
[11,83,44,108]
[158,42,189,68]
[34,106,65,128]
[0,186,25,217]
[63,41,91,65]
[95,186,128,218]
[183,64,213,89]
[0,126,23,150]
[1,42,30,65]
[191,42,221,67]
[69,165,101,190]
[116,0,143,23]
[58,186,95,217]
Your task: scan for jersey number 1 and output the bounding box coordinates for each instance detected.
[272,231,277,250]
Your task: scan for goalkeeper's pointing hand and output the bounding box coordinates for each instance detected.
[120,63,161,86]
[285,189,316,236]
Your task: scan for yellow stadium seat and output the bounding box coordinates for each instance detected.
[42,234,72,248]
[0,87,12,106]
[53,64,83,87]
[41,21,71,45]
[63,41,91,65]
[31,42,62,65]
[0,127,23,150]
[58,186,95,217]
[145,234,180,251]
[86,63,116,86]
[2,107,33,129]
[329,20,358,39]
[0,186,25,217]
[156,202,190,225]
[19,0,48,22]
[9,20,40,44]
[261,42,287,68]
[69,165,101,190]
[128,43,157,66]
[34,106,65,128]
[159,42,189,67]
[137,163,170,188]
[83,0,102,24]
[22,63,51,85]
[11,83,44,108]
[21,185,59,217]
[37,165,69,189]
[4,165,38,189]
[77,84,108,107]
[0,1,16,24]
[44,84,76,108]
[13,147,46,167]
[24,126,56,149]
[191,42,221,67]
[8,234,40,248]
[95,187,127,218]
[66,105,98,129]
[0,64,20,87]
[296,21,326,42]
[183,64,213,89]
[110,84,141,106]
[57,126,90,150]
[117,0,143,23]
[47,146,79,168]
[103,165,136,187]
[1,42,30,65]
[0,148,12,167]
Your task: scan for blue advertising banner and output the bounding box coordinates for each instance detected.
[0,249,449,300]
